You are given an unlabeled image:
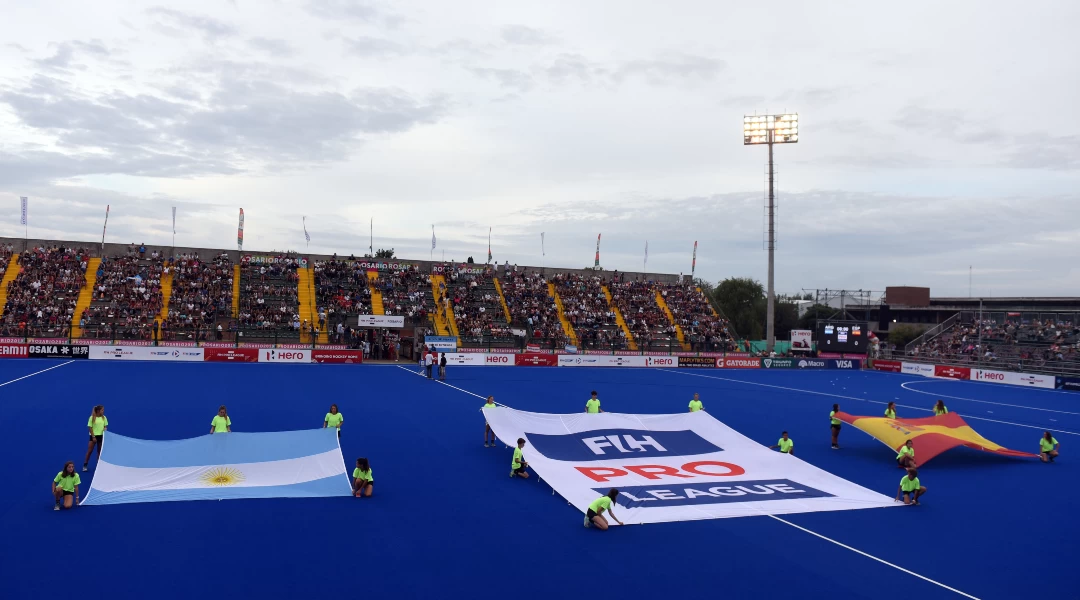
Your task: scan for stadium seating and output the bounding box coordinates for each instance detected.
[312,258,372,345]
[79,252,164,340]
[907,318,1080,371]
[376,266,435,325]
[501,269,564,347]
[444,265,512,347]
[2,246,88,338]
[552,273,625,350]
[659,284,736,351]
[165,252,234,342]
[609,279,680,351]
[236,255,301,342]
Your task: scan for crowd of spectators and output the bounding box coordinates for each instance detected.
[552,273,624,349]
[80,253,164,340]
[236,256,301,338]
[165,252,234,341]
[313,258,372,333]
[445,265,510,339]
[659,284,735,351]
[907,317,1080,370]
[609,280,678,349]
[502,269,565,346]
[1,245,87,338]
[376,266,433,324]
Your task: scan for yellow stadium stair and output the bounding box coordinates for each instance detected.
[156,262,173,322]
[0,253,22,318]
[70,257,101,338]
[602,285,638,351]
[367,271,385,315]
[548,282,578,346]
[428,274,450,336]
[297,266,321,344]
[492,277,512,324]
[698,286,720,318]
[655,289,690,351]
[232,265,240,318]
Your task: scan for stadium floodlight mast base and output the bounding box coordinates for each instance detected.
[744,113,798,354]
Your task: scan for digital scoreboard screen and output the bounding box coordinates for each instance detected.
[816,322,868,353]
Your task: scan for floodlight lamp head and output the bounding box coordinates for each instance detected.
[743,113,799,145]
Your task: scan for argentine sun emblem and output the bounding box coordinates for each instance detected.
[201,467,246,487]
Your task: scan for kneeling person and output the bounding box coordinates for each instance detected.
[585,489,624,530]
[895,468,927,505]
[353,458,373,498]
[510,438,530,479]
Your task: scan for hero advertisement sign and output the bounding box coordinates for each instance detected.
[28,344,89,359]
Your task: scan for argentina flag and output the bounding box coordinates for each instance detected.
[82,429,352,505]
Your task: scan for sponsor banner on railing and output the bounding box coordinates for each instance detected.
[442,353,488,366]
[487,348,518,354]
[718,356,760,369]
[559,355,646,367]
[315,345,348,350]
[0,344,28,358]
[902,362,935,377]
[795,358,829,369]
[257,349,311,363]
[517,353,557,366]
[761,358,794,369]
[312,350,364,364]
[700,352,729,358]
[828,359,861,370]
[89,346,204,361]
[1057,377,1080,392]
[82,339,117,345]
[161,341,199,347]
[644,356,679,367]
[28,344,89,359]
[277,344,312,350]
[81,339,154,347]
[202,342,237,348]
[526,343,541,353]
[678,356,717,368]
[642,351,672,356]
[425,336,458,351]
[237,343,273,348]
[28,338,69,344]
[564,345,577,354]
[818,352,842,359]
[358,315,404,328]
[791,330,812,352]
[873,359,903,373]
[1014,373,1054,389]
[934,365,970,380]
[205,348,259,362]
[0,337,23,344]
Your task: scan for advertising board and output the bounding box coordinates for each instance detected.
[872,359,903,373]
[644,356,679,367]
[902,362,935,377]
[934,365,971,380]
[205,348,259,362]
[28,344,90,359]
[558,355,647,367]
[678,356,716,368]
[717,356,760,369]
[257,349,311,363]
[0,344,28,358]
[311,350,364,364]
[516,353,557,366]
[358,315,405,328]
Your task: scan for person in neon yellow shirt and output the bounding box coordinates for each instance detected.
[896,439,916,469]
[324,404,343,438]
[933,400,948,416]
[211,405,231,433]
[688,393,703,412]
[884,402,897,420]
[52,461,81,511]
[84,404,107,472]
[895,468,927,505]
[483,396,498,447]
[510,438,530,479]
[830,404,841,449]
[769,431,794,455]
[1039,431,1059,463]
[352,457,373,497]
[585,391,602,414]
[584,489,623,530]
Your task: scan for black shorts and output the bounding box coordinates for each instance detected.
[903,489,919,496]
[92,435,103,443]
[831,424,841,432]
[513,466,527,475]
[586,509,598,520]
[62,490,73,496]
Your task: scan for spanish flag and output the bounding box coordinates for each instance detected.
[833,412,1038,465]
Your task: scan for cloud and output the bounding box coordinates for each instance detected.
[147,7,237,41]
[343,36,407,58]
[33,40,112,71]
[247,37,295,58]
[611,54,724,84]
[467,67,533,92]
[0,72,446,183]
[304,0,400,28]
[500,25,557,46]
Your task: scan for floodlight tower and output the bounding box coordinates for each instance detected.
[743,113,798,353]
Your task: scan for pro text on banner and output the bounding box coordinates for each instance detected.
[357,315,404,328]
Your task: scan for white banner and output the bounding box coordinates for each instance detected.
[790,330,812,352]
[644,356,679,367]
[89,346,205,361]
[424,336,458,351]
[483,408,896,523]
[970,368,1055,389]
[558,355,647,367]
[439,353,515,366]
[357,315,405,328]
[901,362,935,377]
[257,349,311,363]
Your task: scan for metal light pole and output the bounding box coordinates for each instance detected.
[744,113,798,353]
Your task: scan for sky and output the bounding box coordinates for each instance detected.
[1,0,1078,297]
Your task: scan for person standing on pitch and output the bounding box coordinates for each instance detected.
[769,431,794,455]
[830,404,841,449]
[483,396,498,447]
[439,352,447,380]
[324,404,343,438]
[510,438,530,479]
[933,400,949,415]
[688,393,703,412]
[584,489,624,530]
[84,405,107,472]
[896,439,916,469]
[585,391,602,414]
[211,405,232,433]
[425,351,434,379]
[895,468,927,505]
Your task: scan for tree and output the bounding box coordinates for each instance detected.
[374,248,394,259]
[712,277,766,340]
[773,301,800,340]
[797,304,834,332]
[888,323,925,348]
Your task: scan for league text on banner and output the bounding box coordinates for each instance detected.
[357,315,405,328]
